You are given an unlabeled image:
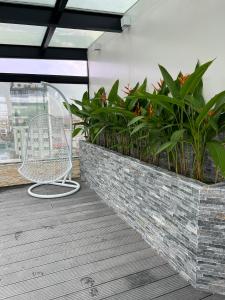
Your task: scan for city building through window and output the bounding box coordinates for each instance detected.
[0,81,87,163]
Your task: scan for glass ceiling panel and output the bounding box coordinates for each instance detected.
[0,0,56,6]
[0,23,46,46]
[0,59,87,76]
[66,0,139,14]
[50,28,103,48]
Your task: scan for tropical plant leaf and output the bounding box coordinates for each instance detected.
[132,82,140,92]
[67,104,80,115]
[94,87,105,99]
[91,126,107,143]
[128,116,144,126]
[145,93,184,107]
[156,141,175,155]
[82,91,90,105]
[92,107,134,118]
[208,118,218,133]
[170,129,185,142]
[72,127,82,137]
[218,112,225,128]
[108,80,119,104]
[128,93,179,115]
[196,90,225,127]
[206,141,225,177]
[131,123,147,135]
[139,78,148,92]
[159,65,179,98]
[180,60,213,98]
[184,95,204,111]
[193,60,205,102]
[82,105,92,112]
[127,97,139,111]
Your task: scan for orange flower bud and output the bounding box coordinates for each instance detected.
[100,92,107,104]
[134,103,141,116]
[178,73,190,85]
[123,83,132,95]
[208,110,216,117]
[147,104,154,117]
[152,79,164,92]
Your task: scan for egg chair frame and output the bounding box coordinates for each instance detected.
[18,83,80,199]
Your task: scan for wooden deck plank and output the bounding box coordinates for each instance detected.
[202,295,225,300]
[2,262,172,300]
[0,241,149,287]
[0,214,122,245]
[0,208,115,237]
[0,198,101,218]
[0,190,100,213]
[0,204,113,228]
[0,183,216,300]
[0,189,98,208]
[51,265,178,300]
[0,184,92,207]
[0,223,129,255]
[0,228,137,265]
[0,247,155,290]
[97,274,189,300]
[0,253,162,299]
[155,286,210,299]
[0,233,142,276]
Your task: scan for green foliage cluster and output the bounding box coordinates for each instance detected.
[66,60,225,183]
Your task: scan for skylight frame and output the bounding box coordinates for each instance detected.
[0,0,139,59]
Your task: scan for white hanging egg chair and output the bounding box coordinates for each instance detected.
[18,83,80,198]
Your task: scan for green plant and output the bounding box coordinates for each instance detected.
[130,60,225,181]
[65,60,225,183]
[66,81,134,154]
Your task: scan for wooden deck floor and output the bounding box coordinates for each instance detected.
[0,182,224,300]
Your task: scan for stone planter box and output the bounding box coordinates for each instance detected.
[80,141,225,295]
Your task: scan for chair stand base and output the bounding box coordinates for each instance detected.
[28,180,80,199]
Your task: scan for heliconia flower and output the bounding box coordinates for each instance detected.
[152,79,164,92]
[147,104,154,117]
[178,73,190,85]
[134,103,141,116]
[208,110,216,117]
[100,92,107,104]
[123,83,132,95]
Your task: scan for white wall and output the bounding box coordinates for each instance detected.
[88,0,225,99]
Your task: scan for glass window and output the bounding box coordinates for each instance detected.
[49,28,103,48]
[0,23,46,46]
[66,0,139,14]
[0,59,88,77]
[0,82,87,163]
[0,0,56,6]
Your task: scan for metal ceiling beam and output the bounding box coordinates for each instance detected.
[0,45,87,60]
[41,0,68,51]
[0,2,51,26]
[60,10,122,32]
[0,73,88,84]
[0,2,122,32]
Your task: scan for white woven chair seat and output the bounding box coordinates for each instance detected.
[20,159,72,183]
[19,114,72,184]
